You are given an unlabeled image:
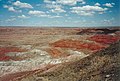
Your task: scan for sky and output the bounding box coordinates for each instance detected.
[0,0,120,27]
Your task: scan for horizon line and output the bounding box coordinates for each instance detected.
[0,26,120,28]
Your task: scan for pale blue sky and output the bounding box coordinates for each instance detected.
[0,0,119,27]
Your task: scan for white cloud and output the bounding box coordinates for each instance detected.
[57,0,76,5]
[45,1,66,13]
[6,18,16,22]
[49,15,62,18]
[111,3,115,5]
[56,0,85,6]
[28,10,49,17]
[81,1,86,4]
[98,12,105,14]
[76,11,95,16]
[44,0,66,13]
[28,10,45,15]
[50,7,66,13]
[103,19,112,24]
[3,5,21,12]
[44,0,85,5]
[95,3,100,6]
[18,15,29,18]
[13,1,33,8]
[44,0,53,3]
[71,5,108,16]
[101,18,115,25]
[46,4,62,9]
[71,5,107,11]
[8,7,16,12]
[3,5,15,12]
[104,3,114,7]
[3,5,9,8]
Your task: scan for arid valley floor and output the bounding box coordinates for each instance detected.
[0,27,120,81]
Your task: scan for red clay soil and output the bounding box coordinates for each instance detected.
[0,47,27,61]
[88,34,120,44]
[46,48,69,58]
[51,39,106,51]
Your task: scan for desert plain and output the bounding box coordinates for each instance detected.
[0,27,120,81]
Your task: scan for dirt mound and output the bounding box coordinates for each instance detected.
[88,35,120,44]
[0,47,27,61]
[46,48,69,58]
[51,39,106,51]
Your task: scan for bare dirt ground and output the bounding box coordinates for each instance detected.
[0,27,120,81]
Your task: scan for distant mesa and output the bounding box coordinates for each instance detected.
[76,28,120,35]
